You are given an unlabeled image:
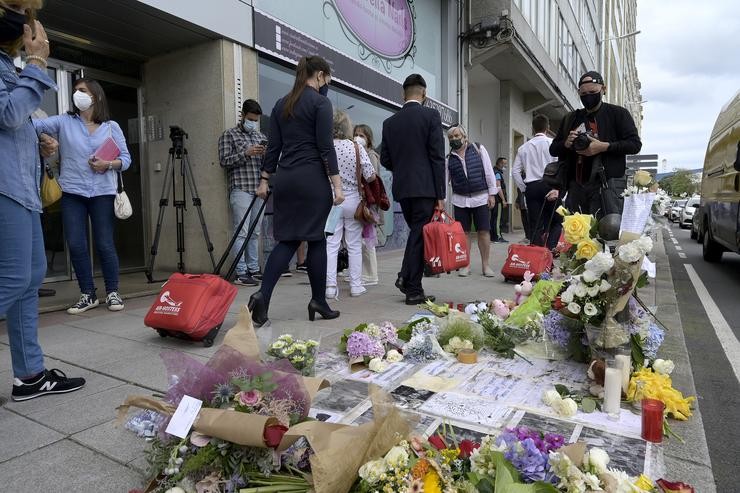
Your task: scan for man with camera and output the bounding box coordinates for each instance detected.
[550,71,642,217]
[218,99,268,286]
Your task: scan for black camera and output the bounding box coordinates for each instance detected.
[169,126,188,154]
[572,131,593,152]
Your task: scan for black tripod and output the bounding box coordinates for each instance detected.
[145,127,215,282]
[213,191,271,281]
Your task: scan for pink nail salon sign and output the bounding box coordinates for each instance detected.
[333,0,415,58]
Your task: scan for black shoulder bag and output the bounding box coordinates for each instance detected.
[543,111,579,191]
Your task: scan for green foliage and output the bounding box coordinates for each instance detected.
[659,169,698,197]
[631,333,646,369]
[179,443,220,477]
[636,271,649,289]
[232,372,277,394]
[437,317,485,350]
[581,397,597,413]
[397,317,433,342]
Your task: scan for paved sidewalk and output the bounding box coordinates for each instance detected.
[0,233,715,491]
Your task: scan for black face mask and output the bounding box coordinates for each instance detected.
[449,139,463,150]
[580,92,602,111]
[0,9,26,43]
[318,83,329,97]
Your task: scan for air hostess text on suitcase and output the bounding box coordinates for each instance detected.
[423,210,470,274]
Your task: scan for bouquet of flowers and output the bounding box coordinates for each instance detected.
[436,311,485,355]
[267,334,319,376]
[402,318,449,362]
[340,322,402,372]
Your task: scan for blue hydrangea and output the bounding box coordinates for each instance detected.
[542,311,573,348]
[643,323,665,359]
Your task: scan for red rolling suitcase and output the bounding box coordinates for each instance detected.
[423,210,470,274]
[500,244,553,282]
[144,273,238,347]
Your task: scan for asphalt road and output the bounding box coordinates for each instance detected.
[661,217,740,492]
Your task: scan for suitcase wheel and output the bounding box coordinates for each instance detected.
[202,325,222,347]
[156,329,168,338]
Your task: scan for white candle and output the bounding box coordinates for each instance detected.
[615,354,631,394]
[603,367,622,416]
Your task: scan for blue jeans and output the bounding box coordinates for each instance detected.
[0,194,45,378]
[61,192,119,295]
[230,189,264,275]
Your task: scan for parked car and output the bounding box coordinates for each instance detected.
[669,199,687,222]
[699,90,740,262]
[680,195,700,229]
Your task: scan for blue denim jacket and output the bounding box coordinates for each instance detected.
[0,52,57,212]
[34,114,132,197]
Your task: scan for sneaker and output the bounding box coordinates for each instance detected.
[106,291,125,311]
[296,263,308,274]
[325,286,338,300]
[67,293,99,314]
[11,368,86,401]
[458,266,470,277]
[234,274,259,286]
[249,270,263,281]
[350,286,368,297]
[497,237,509,243]
[281,269,293,278]
[362,278,379,286]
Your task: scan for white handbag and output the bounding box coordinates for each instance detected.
[114,172,133,220]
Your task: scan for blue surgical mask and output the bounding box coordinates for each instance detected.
[242,120,258,132]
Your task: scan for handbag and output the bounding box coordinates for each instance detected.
[352,141,376,225]
[114,171,132,219]
[362,173,391,211]
[543,160,568,191]
[40,163,62,208]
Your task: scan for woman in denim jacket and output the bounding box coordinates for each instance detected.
[35,78,131,314]
[0,5,85,402]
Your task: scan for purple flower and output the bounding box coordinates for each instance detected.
[380,322,399,346]
[543,311,573,348]
[346,331,385,360]
[501,437,551,483]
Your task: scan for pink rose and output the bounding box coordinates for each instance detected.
[236,389,262,406]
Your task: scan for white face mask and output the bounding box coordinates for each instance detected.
[242,120,258,132]
[73,90,93,112]
[354,135,367,148]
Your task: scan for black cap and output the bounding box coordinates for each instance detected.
[578,71,604,87]
[402,73,427,89]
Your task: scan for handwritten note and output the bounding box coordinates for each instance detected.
[165,395,202,438]
[620,193,655,234]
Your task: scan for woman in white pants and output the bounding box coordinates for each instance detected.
[326,111,376,299]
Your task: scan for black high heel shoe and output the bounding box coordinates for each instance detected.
[307,299,339,322]
[248,292,269,327]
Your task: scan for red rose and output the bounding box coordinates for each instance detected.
[458,439,480,458]
[427,434,447,450]
[553,297,564,310]
[263,424,289,448]
[656,479,695,493]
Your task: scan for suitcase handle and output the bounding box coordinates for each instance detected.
[430,210,453,224]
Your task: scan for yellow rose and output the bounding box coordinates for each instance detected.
[634,474,654,490]
[556,205,570,217]
[575,239,600,260]
[634,170,653,187]
[562,212,593,244]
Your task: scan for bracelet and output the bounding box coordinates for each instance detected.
[108,161,113,171]
[260,176,269,182]
[25,55,47,68]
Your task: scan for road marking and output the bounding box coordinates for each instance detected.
[675,246,683,251]
[671,238,679,244]
[678,252,687,258]
[684,264,740,383]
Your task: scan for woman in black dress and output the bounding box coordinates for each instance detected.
[251,55,344,327]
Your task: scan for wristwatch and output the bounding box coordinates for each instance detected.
[107,161,113,171]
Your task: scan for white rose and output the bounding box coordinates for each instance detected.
[555,397,578,417]
[653,359,675,375]
[386,349,404,363]
[618,244,642,263]
[637,236,654,254]
[567,302,581,315]
[587,285,601,297]
[584,447,610,474]
[561,290,574,304]
[383,445,409,469]
[464,303,477,315]
[582,269,598,283]
[477,301,489,312]
[585,252,614,275]
[164,488,185,493]
[358,459,386,484]
[271,340,286,349]
[575,284,588,298]
[542,389,562,406]
[368,357,387,373]
[584,303,598,316]
[599,279,612,293]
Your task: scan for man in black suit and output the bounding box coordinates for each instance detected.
[380,74,445,305]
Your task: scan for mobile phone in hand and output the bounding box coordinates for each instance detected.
[259,140,268,146]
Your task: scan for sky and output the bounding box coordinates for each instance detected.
[635,0,740,173]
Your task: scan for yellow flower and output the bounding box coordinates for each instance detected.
[634,170,653,187]
[575,239,600,260]
[556,205,570,217]
[562,212,593,244]
[634,474,654,490]
[627,368,695,420]
[422,469,442,493]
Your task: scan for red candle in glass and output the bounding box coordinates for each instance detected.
[457,303,464,312]
[447,302,454,309]
[641,398,665,443]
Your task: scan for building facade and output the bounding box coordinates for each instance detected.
[36,0,459,282]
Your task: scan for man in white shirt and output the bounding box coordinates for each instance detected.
[512,115,562,249]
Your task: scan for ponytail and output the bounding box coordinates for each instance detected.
[282,55,331,119]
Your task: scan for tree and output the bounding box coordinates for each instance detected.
[659,169,698,197]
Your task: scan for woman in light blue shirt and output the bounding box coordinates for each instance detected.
[34,78,131,314]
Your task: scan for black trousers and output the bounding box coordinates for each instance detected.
[525,180,562,250]
[490,199,504,240]
[399,197,436,297]
[565,176,627,219]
